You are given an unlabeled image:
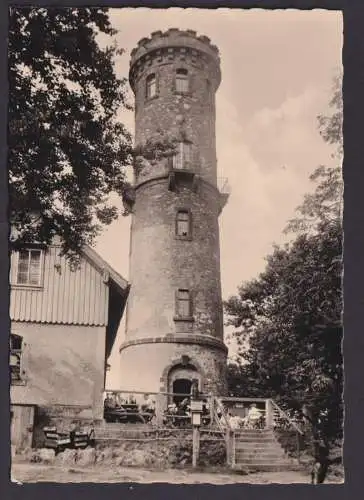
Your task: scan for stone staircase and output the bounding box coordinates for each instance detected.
[232,428,301,472]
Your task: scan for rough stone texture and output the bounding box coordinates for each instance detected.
[126,180,223,341]
[76,447,97,467]
[121,30,227,395]
[30,448,56,464]
[119,335,227,395]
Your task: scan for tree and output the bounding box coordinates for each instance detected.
[224,76,343,461]
[286,74,342,236]
[8,7,133,259]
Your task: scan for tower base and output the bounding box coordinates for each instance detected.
[119,336,228,396]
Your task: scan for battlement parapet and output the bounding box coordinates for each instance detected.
[129,29,221,91]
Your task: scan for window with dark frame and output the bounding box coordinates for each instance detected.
[176,289,191,318]
[175,68,189,93]
[16,249,42,286]
[172,142,191,170]
[146,73,157,99]
[10,334,23,383]
[176,210,191,238]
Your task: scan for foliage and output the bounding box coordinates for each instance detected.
[8,7,133,259]
[225,75,343,450]
[286,74,343,236]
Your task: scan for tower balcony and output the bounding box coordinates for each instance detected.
[217,177,230,213]
[167,161,200,192]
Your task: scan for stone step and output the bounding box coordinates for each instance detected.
[235,442,282,449]
[235,452,288,461]
[232,463,302,473]
[234,432,275,439]
[235,437,277,443]
[234,430,273,434]
[235,458,294,466]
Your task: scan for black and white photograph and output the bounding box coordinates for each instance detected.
[8,6,343,484]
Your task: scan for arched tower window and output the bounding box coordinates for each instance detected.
[172,142,191,170]
[176,209,191,238]
[146,73,157,99]
[10,333,23,383]
[175,68,189,93]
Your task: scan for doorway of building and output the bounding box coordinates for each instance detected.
[172,379,192,404]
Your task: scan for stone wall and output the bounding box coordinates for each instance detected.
[10,322,106,421]
[126,179,223,341]
[121,30,227,395]
[119,341,227,395]
[130,29,220,187]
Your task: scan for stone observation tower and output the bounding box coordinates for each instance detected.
[119,29,230,397]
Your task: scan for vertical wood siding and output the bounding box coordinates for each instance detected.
[9,247,109,325]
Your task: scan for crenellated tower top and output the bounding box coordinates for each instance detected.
[129,29,221,93]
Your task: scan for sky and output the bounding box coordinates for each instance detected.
[98,8,343,388]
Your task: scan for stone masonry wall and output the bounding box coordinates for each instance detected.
[126,178,223,341]
[121,30,227,395]
[130,30,220,186]
[119,341,227,395]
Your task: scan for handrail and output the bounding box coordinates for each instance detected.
[213,409,227,435]
[270,399,304,435]
[218,396,268,403]
[105,388,211,398]
[213,397,232,432]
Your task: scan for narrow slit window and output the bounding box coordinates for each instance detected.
[16,249,42,286]
[146,73,157,99]
[176,210,190,237]
[177,289,191,317]
[172,142,191,170]
[10,334,23,383]
[175,68,189,93]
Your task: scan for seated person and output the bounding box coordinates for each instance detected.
[129,394,137,405]
[143,394,155,412]
[229,413,243,430]
[104,393,116,410]
[243,403,262,428]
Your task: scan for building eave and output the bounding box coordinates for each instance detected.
[81,245,129,295]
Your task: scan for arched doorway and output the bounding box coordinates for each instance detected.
[168,365,201,404]
[172,378,192,404]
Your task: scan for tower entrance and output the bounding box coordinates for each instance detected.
[172,379,192,404]
[167,365,201,403]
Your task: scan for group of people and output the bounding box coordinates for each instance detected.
[103,392,156,423]
[163,397,210,427]
[217,402,264,430]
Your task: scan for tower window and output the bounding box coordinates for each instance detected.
[172,142,191,170]
[176,289,192,318]
[10,334,23,384]
[175,68,189,93]
[146,73,157,99]
[176,210,191,238]
[16,249,43,286]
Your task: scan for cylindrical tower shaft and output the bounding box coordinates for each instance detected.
[120,29,228,395]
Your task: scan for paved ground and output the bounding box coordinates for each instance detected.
[11,463,343,484]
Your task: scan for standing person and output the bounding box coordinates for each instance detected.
[190,379,199,400]
[246,403,262,429]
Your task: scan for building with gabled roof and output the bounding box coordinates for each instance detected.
[9,242,129,450]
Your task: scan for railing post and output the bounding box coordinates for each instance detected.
[265,399,274,429]
[155,393,164,426]
[296,431,301,463]
[226,429,232,466]
[209,394,214,426]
